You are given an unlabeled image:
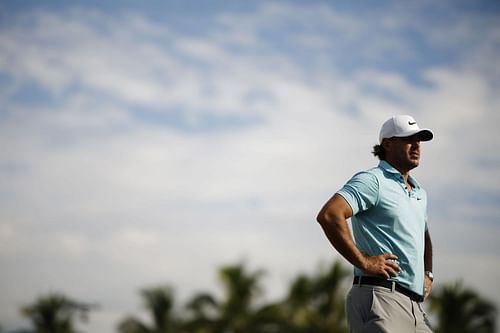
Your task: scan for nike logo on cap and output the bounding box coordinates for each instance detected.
[408,121,417,125]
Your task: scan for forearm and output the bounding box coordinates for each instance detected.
[424,230,433,272]
[318,216,366,270]
[317,195,401,279]
[317,194,366,269]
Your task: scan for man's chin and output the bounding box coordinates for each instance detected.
[407,158,420,169]
[409,161,419,169]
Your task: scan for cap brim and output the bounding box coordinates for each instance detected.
[394,129,433,141]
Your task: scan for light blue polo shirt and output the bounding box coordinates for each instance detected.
[337,160,428,296]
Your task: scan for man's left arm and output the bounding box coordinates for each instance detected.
[424,229,433,299]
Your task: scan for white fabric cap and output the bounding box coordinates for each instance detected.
[379,115,433,143]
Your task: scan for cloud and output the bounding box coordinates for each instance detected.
[0,2,499,332]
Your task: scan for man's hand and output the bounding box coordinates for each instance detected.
[361,253,401,279]
[424,275,433,299]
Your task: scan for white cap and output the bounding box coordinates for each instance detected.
[379,115,433,144]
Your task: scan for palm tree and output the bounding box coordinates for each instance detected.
[216,264,265,332]
[20,293,93,333]
[184,293,219,333]
[311,260,350,332]
[184,263,270,333]
[118,286,180,333]
[183,260,351,333]
[278,260,350,333]
[428,281,497,333]
[274,273,315,332]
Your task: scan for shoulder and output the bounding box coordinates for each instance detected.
[341,167,381,198]
[338,167,380,214]
[347,167,380,187]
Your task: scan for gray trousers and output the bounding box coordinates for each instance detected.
[346,285,433,333]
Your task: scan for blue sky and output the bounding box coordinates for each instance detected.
[1,1,500,332]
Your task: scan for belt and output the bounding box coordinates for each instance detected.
[353,276,424,302]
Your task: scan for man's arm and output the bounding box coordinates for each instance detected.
[424,229,433,298]
[316,193,400,279]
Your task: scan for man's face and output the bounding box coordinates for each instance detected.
[386,135,421,172]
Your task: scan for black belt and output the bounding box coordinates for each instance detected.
[353,276,424,302]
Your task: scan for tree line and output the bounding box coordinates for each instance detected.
[2,260,497,333]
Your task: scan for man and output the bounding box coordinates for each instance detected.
[316,115,434,332]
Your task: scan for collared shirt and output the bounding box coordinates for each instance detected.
[337,160,428,295]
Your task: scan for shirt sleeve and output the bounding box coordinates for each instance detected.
[336,171,379,216]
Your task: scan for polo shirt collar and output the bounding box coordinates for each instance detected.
[379,160,399,175]
[378,160,421,189]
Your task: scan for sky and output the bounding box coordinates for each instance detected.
[1,0,500,332]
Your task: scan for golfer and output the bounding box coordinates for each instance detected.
[317,115,434,332]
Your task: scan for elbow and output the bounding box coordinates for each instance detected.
[316,210,333,227]
[316,213,324,225]
[316,194,351,227]
[317,208,348,230]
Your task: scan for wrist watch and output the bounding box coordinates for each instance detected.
[425,271,434,282]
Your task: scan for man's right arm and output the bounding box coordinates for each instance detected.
[316,193,400,279]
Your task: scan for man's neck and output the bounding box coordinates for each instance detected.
[384,159,411,178]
